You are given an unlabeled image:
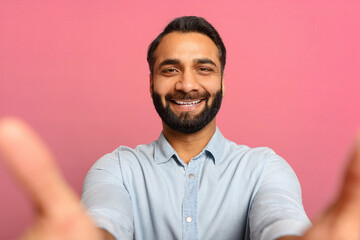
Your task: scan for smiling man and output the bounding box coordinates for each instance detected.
[81,16,311,240]
[150,31,224,137]
[1,16,360,240]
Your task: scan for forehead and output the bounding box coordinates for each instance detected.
[154,32,220,66]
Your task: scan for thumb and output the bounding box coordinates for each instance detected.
[0,117,80,218]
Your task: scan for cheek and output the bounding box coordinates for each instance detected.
[198,75,222,91]
[204,83,222,96]
[206,96,215,107]
[204,84,222,105]
[153,87,170,107]
[153,79,174,94]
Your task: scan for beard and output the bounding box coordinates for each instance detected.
[152,89,223,134]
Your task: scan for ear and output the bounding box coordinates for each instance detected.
[149,73,154,96]
[221,77,225,97]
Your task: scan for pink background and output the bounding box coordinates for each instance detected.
[0,1,359,239]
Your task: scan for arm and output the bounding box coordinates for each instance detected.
[81,150,134,239]
[277,237,301,240]
[249,151,310,239]
[1,117,360,240]
[0,118,113,240]
[278,133,360,240]
[101,229,116,240]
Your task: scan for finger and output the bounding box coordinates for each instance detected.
[0,117,79,217]
[335,131,360,217]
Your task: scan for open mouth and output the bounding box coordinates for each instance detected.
[170,99,204,107]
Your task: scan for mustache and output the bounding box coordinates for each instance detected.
[165,92,210,101]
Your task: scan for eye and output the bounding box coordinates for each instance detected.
[199,67,212,71]
[160,67,180,76]
[162,68,177,73]
[198,67,213,73]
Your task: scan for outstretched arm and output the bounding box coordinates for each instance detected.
[278,132,360,240]
[1,117,360,240]
[0,117,114,240]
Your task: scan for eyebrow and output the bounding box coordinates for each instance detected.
[157,58,218,69]
[158,59,180,68]
[194,58,217,67]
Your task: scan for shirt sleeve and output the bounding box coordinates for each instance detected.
[81,150,134,240]
[249,150,311,240]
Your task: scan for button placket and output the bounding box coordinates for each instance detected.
[182,154,204,239]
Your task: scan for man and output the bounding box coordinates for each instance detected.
[82,16,310,240]
[0,16,360,240]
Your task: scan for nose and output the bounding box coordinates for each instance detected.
[175,70,200,93]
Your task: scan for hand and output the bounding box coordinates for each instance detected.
[0,117,112,240]
[2,117,359,240]
[279,132,360,240]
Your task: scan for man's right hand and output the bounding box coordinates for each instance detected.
[0,117,114,240]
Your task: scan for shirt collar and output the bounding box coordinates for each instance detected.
[203,127,225,164]
[154,132,177,164]
[154,127,225,165]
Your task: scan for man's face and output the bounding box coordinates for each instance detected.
[151,32,224,134]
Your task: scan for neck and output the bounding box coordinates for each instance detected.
[162,119,216,164]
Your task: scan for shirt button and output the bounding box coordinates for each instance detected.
[186,216,192,223]
[189,173,195,179]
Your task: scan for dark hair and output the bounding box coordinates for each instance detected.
[147,16,226,76]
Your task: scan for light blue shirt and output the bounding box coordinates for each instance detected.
[81,128,310,240]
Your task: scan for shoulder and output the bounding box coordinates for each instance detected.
[212,130,279,166]
[219,137,295,179]
[92,141,157,170]
[221,137,280,165]
[84,142,157,185]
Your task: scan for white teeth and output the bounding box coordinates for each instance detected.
[174,100,201,106]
